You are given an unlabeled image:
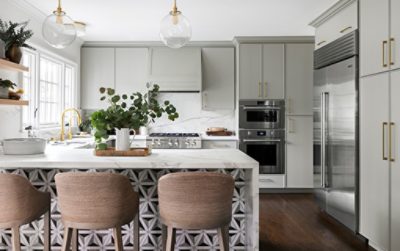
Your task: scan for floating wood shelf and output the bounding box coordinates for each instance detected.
[0,58,29,73]
[0,99,29,106]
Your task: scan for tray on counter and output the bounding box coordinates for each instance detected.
[95,147,151,157]
[205,131,234,136]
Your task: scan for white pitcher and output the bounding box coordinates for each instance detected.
[115,128,136,151]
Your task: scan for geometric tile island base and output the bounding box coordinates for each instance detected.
[0,168,248,250]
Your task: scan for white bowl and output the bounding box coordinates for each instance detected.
[2,138,46,155]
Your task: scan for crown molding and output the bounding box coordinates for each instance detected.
[309,0,357,27]
[82,41,234,48]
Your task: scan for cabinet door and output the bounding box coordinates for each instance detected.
[391,0,400,71]
[262,44,284,99]
[360,0,390,77]
[239,44,263,99]
[115,48,148,95]
[201,48,235,110]
[202,140,237,149]
[285,44,314,115]
[391,69,400,251]
[359,73,390,251]
[81,47,115,110]
[286,116,313,188]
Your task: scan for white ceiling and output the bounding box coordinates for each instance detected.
[24,0,338,41]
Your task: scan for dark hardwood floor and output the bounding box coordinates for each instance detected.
[259,193,375,251]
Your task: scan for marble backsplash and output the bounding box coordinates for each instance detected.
[83,93,236,135]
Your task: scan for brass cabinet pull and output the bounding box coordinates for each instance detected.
[258,82,262,97]
[340,26,352,33]
[390,38,395,66]
[317,41,326,46]
[383,40,388,67]
[383,122,388,160]
[390,122,395,162]
[264,82,268,97]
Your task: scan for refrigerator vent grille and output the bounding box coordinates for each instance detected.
[314,30,358,69]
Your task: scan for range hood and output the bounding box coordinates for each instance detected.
[147,47,202,92]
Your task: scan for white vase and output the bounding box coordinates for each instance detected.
[115,128,136,151]
[139,126,148,136]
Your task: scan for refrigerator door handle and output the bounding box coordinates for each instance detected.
[321,92,325,188]
[321,92,329,188]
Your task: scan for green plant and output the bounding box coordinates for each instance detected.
[91,84,179,149]
[0,19,35,51]
[0,79,16,89]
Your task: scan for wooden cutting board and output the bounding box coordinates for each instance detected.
[95,147,151,157]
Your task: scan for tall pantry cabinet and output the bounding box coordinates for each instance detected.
[360,0,400,250]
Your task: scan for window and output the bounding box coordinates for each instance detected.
[21,49,77,129]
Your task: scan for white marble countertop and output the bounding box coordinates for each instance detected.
[0,145,258,169]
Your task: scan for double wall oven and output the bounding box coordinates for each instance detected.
[239,100,285,174]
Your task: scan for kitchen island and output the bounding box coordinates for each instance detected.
[0,146,259,251]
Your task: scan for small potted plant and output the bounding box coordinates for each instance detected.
[0,79,16,99]
[91,84,179,150]
[0,19,35,64]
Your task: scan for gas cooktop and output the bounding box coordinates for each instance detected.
[147,133,201,149]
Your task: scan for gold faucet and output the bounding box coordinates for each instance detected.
[60,108,82,141]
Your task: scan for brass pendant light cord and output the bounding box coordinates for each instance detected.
[56,0,62,14]
[172,0,178,14]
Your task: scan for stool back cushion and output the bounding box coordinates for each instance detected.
[0,174,49,228]
[158,172,234,229]
[55,172,138,229]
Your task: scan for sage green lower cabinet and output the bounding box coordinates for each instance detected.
[201,47,235,110]
[286,116,313,188]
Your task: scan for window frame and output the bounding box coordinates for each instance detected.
[21,48,78,130]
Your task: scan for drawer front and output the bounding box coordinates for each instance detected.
[259,174,285,188]
[202,140,237,149]
[315,1,358,50]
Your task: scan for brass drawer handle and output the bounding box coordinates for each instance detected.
[390,38,395,66]
[340,26,352,33]
[383,40,388,67]
[264,82,267,97]
[317,41,326,46]
[390,122,395,162]
[383,122,388,160]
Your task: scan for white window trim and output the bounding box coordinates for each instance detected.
[21,47,78,131]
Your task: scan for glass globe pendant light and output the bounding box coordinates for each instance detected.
[42,0,76,49]
[160,0,192,49]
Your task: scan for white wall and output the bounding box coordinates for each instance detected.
[149,93,235,134]
[0,0,82,140]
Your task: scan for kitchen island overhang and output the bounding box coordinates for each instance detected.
[0,147,259,251]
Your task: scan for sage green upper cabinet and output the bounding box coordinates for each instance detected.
[81,47,115,110]
[285,44,314,115]
[239,44,263,99]
[262,44,285,99]
[360,0,390,77]
[391,0,400,71]
[148,47,201,92]
[239,44,284,100]
[115,48,148,95]
[201,47,235,110]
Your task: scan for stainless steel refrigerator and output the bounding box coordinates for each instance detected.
[313,31,359,232]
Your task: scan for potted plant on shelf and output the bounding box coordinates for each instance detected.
[0,19,35,64]
[91,84,179,151]
[0,79,16,99]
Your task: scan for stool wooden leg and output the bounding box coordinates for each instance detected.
[166,226,176,251]
[61,227,73,251]
[43,210,51,251]
[161,224,167,251]
[71,229,78,251]
[218,225,230,251]
[11,227,21,251]
[133,210,140,251]
[113,226,123,251]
